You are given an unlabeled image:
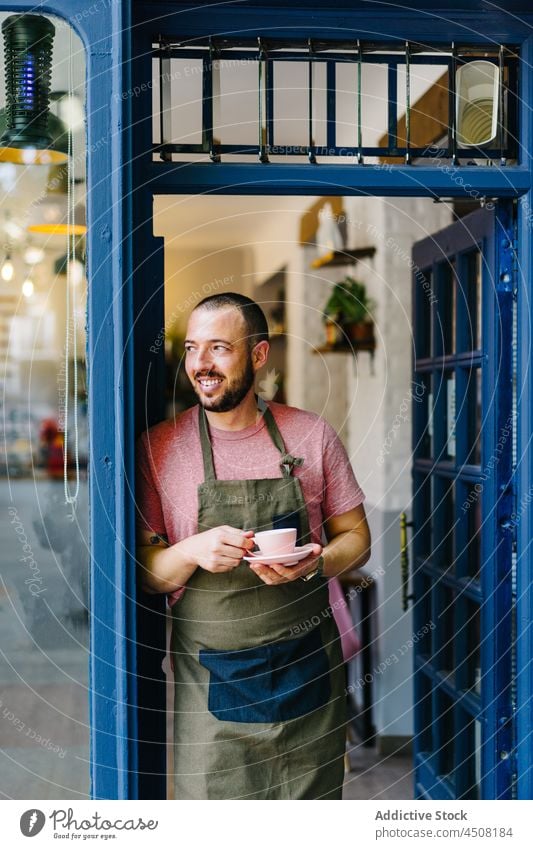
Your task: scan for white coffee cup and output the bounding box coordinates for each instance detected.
[253,528,297,556]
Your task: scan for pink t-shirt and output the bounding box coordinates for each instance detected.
[135,400,366,605]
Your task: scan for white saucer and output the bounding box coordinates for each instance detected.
[243,544,315,566]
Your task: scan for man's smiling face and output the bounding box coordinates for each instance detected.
[184,306,261,412]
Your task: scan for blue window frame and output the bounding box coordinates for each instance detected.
[3,0,532,800]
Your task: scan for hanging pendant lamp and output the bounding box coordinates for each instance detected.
[0,14,68,165]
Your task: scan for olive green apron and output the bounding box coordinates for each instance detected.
[170,397,346,799]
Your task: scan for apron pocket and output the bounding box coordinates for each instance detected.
[199,626,331,724]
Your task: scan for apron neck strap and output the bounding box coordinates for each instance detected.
[198,395,304,481]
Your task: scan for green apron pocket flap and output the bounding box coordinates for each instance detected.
[199,626,331,723]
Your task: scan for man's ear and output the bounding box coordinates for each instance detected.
[252,340,270,370]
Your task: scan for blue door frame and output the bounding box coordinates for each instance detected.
[4,0,532,799]
[411,204,515,799]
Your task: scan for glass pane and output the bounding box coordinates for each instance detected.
[414,574,433,657]
[154,57,204,146]
[435,587,455,678]
[433,478,455,572]
[0,14,89,799]
[455,709,480,799]
[436,689,455,781]
[414,372,432,458]
[465,601,481,692]
[465,250,482,351]
[274,61,327,151]
[435,261,456,356]
[466,491,482,581]
[475,719,482,793]
[466,367,482,466]
[414,474,432,558]
[416,672,434,753]
[416,270,433,360]
[445,371,457,461]
[219,58,260,146]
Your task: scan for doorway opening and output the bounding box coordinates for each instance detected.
[138,188,513,800]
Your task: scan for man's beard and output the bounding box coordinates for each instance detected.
[193,355,255,413]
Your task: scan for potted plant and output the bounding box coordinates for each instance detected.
[322,276,376,346]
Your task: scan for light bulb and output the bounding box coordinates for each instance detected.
[68,258,84,286]
[24,245,44,265]
[22,278,34,298]
[1,256,14,282]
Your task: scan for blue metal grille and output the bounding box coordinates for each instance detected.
[153,38,518,164]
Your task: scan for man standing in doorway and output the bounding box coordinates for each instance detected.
[136,292,371,799]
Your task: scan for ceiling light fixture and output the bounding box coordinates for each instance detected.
[24,243,44,265]
[27,198,86,236]
[1,252,14,282]
[22,276,34,297]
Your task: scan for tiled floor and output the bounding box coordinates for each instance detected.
[343,743,413,800]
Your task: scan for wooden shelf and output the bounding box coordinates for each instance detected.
[311,246,376,269]
[313,341,376,354]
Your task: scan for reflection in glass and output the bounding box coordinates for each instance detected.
[465,250,482,351]
[445,371,456,461]
[465,601,481,692]
[432,478,456,571]
[466,495,482,581]
[415,372,432,458]
[436,261,456,356]
[437,587,455,677]
[0,15,89,799]
[438,689,455,780]
[466,368,482,466]
[417,270,432,359]
[414,474,432,558]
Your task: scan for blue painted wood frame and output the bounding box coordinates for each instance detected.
[0,0,137,799]
[3,0,530,801]
[516,35,533,803]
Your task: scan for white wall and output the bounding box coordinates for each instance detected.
[343,196,452,741]
[163,245,255,337]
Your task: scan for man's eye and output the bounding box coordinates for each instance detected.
[213,345,229,352]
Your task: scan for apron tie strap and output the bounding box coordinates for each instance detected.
[199,395,305,481]
[279,453,304,478]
